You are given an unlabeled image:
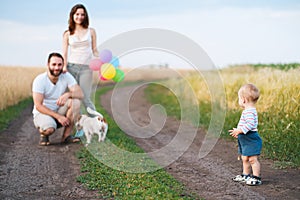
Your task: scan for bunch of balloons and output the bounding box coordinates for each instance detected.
[89,49,125,82]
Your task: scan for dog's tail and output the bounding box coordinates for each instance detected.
[87,107,103,118]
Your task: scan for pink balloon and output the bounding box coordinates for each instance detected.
[89,59,103,71]
[99,49,112,63]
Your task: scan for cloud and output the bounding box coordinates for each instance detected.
[91,7,300,67]
[0,19,66,66]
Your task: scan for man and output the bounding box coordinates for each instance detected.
[32,52,84,145]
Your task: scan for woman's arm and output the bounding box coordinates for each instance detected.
[90,28,99,57]
[62,31,69,73]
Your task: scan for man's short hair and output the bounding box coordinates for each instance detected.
[47,52,64,64]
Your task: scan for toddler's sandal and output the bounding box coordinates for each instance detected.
[246,176,262,186]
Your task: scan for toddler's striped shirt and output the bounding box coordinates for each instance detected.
[237,107,258,134]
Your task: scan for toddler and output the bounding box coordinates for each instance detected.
[229,83,262,186]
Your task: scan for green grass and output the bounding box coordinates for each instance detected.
[144,84,181,119]
[145,83,300,168]
[77,149,197,199]
[144,84,214,129]
[0,98,33,131]
[76,86,199,199]
[259,110,300,168]
[252,63,300,71]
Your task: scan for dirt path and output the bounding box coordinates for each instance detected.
[101,84,300,200]
[0,105,98,199]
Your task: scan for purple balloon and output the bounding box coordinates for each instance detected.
[99,49,112,63]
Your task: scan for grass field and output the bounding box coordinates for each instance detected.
[145,64,300,168]
[0,63,298,198]
[1,64,299,167]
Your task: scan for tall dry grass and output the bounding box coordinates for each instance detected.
[0,66,186,111]
[183,66,300,113]
[221,66,300,113]
[0,66,45,110]
[170,66,300,165]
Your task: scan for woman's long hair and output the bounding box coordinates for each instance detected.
[68,4,89,35]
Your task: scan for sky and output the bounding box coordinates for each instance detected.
[0,0,300,68]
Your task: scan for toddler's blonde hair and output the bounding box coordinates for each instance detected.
[238,83,260,103]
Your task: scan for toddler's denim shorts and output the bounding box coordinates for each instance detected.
[238,131,262,156]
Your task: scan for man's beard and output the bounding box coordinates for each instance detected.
[49,68,62,77]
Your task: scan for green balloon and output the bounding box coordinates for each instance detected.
[112,69,125,82]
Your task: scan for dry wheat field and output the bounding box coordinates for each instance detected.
[1,65,299,112]
[0,66,45,110]
[0,66,187,110]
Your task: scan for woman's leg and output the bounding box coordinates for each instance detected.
[67,63,80,82]
[79,67,96,111]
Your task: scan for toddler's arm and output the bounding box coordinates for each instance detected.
[229,128,243,138]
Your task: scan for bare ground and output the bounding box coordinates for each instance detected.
[0,84,299,200]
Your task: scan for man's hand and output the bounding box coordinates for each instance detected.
[56,93,70,106]
[56,114,70,127]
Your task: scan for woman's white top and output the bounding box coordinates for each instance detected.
[68,28,92,65]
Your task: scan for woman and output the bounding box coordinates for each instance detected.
[62,4,98,112]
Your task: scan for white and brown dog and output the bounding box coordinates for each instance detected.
[75,107,108,146]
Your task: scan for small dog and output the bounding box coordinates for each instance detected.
[75,107,108,146]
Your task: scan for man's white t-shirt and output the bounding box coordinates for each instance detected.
[32,72,77,117]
